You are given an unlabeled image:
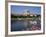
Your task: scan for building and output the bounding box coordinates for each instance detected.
[23,10,34,16]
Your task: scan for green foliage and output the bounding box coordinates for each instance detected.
[11,15,40,18]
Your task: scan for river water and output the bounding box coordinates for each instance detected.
[11,18,41,31]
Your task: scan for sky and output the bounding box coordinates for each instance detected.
[11,5,41,15]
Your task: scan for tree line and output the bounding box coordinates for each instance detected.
[11,14,41,18]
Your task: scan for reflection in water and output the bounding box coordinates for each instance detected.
[11,18,41,31]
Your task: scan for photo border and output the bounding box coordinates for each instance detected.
[5,1,45,36]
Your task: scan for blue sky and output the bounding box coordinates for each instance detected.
[11,5,41,14]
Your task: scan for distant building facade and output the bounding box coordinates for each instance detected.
[23,10,34,16]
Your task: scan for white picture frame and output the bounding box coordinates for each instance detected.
[7,2,45,35]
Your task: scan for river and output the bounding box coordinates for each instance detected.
[11,18,41,31]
